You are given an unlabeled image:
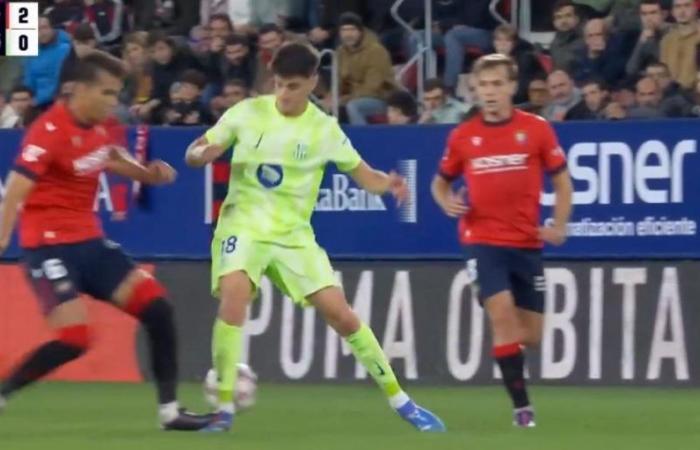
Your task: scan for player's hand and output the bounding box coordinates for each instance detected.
[387,171,408,206]
[147,160,177,185]
[539,225,567,246]
[440,188,469,218]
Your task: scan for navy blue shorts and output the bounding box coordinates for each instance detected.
[21,239,135,315]
[463,244,545,313]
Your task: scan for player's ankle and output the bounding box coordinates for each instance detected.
[158,401,180,423]
[388,391,410,409]
[218,402,235,414]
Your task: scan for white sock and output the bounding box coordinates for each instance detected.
[219,402,235,414]
[388,391,411,409]
[158,401,180,423]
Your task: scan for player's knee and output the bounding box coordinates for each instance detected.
[522,327,543,347]
[323,306,360,337]
[56,324,92,355]
[123,276,168,318]
[218,295,248,326]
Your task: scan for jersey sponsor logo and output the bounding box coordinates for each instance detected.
[73,146,111,175]
[471,153,529,174]
[21,145,47,163]
[256,163,284,188]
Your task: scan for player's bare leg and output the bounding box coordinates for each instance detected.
[111,269,213,431]
[308,286,446,432]
[484,290,535,428]
[0,299,88,411]
[517,309,544,348]
[202,270,254,432]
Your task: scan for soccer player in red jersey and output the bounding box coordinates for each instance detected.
[432,54,573,428]
[0,52,212,431]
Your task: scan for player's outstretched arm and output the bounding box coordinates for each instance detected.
[349,162,408,205]
[104,147,177,185]
[0,172,35,255]
[431,175,469,218]
[185,136,228,168]
[539,168,573,246]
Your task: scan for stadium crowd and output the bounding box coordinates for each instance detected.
[1,0,699,128]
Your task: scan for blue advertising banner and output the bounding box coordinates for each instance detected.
[1,120,698,260]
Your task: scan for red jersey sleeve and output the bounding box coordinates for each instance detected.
[438,129,464,180]
[13,124,55,180]
[538,119,567,174]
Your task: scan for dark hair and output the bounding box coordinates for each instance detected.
[472,54,518,81]
[73,23,96,43]
[209,13,234,31]
[72,51,127,82]
[259,23,283,36]
[225,34,250,48]
[338,12,364,30]
[387,90,417,118]
[553,0,577,14]
[271,42,319,78]
[178,69,207,89]
[148,30,175,48]
[224,79,249,90]
[424,78,446,93]
[582,77,608,91]
[640,0,662,7]
[10,85,34,97]
[494,24,518,41]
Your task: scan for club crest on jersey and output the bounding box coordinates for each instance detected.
[294,143,309,160]
[515,131,528,144]
[471,136,482,146]
[256,163,284,188]
[71,136,83,147]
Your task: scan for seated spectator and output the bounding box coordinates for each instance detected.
[206,13,235,57]
[628,76,664,118]
[84,0,124,45]
[60,23,98,94]
[518,76,550,116]
[308,0,379,49]
[44,0,84,34]
[155,70,213,126]
[336,13,397,125]
[571,18,628,86]
[211,79,250,119]
[23,16,72,108]
[626,0,670,77]
[543,70,582,121]
[148,32,201,104]
[646,61,695,116]
[222,35,255,89]
[492,24,546,104]
[0,91,20,128]
[550,1,585,73]
[566,78,610,120]
[660,0,700,89]
[418,78,470,124]
[120,32,153,122]
[386,90,418,125]
[255,23,288,94]
[9,86,39,128]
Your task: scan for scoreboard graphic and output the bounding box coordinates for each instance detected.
[0,1,39,56]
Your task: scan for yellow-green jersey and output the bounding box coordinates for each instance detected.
[205,95,362,246]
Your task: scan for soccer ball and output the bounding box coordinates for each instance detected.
[203,364,258,412]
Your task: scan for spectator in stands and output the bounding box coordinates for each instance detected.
[255,23,287,94]
[518,76,550,116]
[222,34,256,89]
[336,12,396,125]
[59,23,98,94]
[148,32,200,104]
[492,24,545,104]
[386,90,418,125]
[645,61,694,116]
[628,76,664,118]
[308,0,377,49]
[418,78,470,124]
[120,32,153,122]
[565,78,610,120]
[155,70,213,126]
[207,13,235,55]
[572,18,628,86]
[660,0,700,89]
[543,70,582,121]
[84,0,124,46]
[44,0,84,34]
[626,0,670,77]
[197,14,236,104]
[211,78,249,119]
[8,86,39,128]
[0,91,20,128]
[23,16,72,108]
[550,0,585,73]
[443,0,497,92]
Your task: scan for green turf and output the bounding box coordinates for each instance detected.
[1,382,699,450]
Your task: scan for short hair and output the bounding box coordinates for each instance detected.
[494,24,518,41]
[72,51,127,83]
[10,85,33,98]
[387,90,417,118]
[424,78,446,93]
[178,69,207,89]
[472,53,518,81]
[582,77,608,91]
[148,30,175,48]
[271,42,320,78]
[209,13,234,31]
[553,0,577,14]
[73,23,96,43]
[641,0,663,7]
[225,34,250,48]
[259,23,283,36]
[224,79,249,90]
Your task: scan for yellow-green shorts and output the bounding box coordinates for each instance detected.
[210,231,338,306]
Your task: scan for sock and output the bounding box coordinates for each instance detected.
[345,323,403,400]
[158,401,180,423]
[138,299,178,405]
[212,318,242,410]
[494,343,530,409]
[0,340,85,398]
